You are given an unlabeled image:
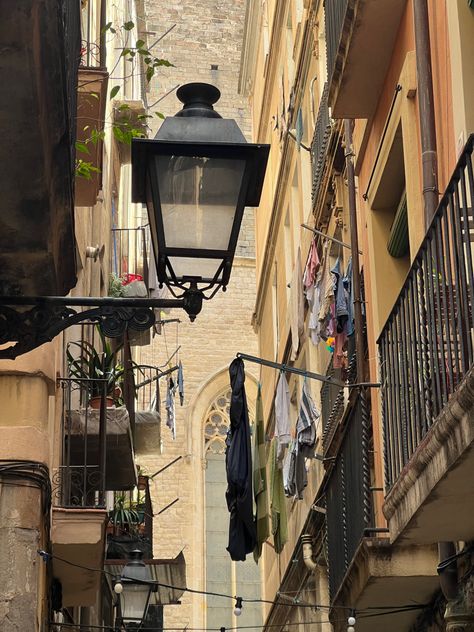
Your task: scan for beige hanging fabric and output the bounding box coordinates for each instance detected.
[290,246,305,361]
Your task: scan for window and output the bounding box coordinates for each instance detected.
[203,388,262,630]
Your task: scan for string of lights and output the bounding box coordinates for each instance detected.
[48,620,336,631]
[38,550,428,618]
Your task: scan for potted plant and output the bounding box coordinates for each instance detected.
[106,494,151,559]
[108,494,141,536]
[66,334,125,408]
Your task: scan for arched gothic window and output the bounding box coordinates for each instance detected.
[203,387,262,631]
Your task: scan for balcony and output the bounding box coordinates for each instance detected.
[325,396,439,631]
[75,66,108,206]
[310,84,332,208]
[378,135,474,544]
[0,0,80,295]
[325,0,407,119]
[106,479,154,560]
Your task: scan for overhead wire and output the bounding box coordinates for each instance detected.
[38,550,428,616]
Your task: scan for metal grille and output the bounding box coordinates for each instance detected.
[111,226,150,289]
[324,0,349,87]
[378,135,474,489]
[325,395,369,600]
[55,376,108,508]
[310,83,331,205]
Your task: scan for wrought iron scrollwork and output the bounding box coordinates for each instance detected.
[0,302,156,360]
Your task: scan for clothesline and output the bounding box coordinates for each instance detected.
[301,223,363,255]
[236,352,380,389]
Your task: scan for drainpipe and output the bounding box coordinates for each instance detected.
[413,0,439,226]
[413,5,458,598]
[438,542,459,601]
[301,535,318,573]
[344,120,364,385]
[344,120,372,530]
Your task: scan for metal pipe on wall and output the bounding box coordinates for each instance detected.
[413,0,439,225]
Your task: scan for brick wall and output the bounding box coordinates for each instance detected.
[137,1,259,627]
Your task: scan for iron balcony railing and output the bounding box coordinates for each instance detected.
[111,226,151,292]
[378,135,474,489]
[310,83,331,205]
[54,376,108,508]
[325,394,372,600]
[321,337,356,451]
[79,0,105,68]
[107,481,154,560]
[324,0,349,88]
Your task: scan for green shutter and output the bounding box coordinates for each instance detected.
[387,192,409,258]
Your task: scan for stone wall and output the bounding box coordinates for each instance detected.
[138,1,259,627]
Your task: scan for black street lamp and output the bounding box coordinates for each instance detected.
[113,550,156,630]
[132,82,270,318]
[0,82,269,359]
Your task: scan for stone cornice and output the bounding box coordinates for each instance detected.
[239,0,262,96]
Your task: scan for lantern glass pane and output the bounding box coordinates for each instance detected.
[155,155,245,251]
[168,256,222,281]
[120,584,151,622]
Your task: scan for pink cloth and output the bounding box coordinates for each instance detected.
[303,238,320,289]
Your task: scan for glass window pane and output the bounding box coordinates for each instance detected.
[155,155,245,251]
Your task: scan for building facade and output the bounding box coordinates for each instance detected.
[240,1,474,632]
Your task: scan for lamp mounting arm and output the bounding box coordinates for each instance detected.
[0,294,202,360]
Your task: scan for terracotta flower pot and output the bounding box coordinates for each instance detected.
[89,395,115,409]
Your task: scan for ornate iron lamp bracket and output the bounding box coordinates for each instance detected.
[0,294,202,360]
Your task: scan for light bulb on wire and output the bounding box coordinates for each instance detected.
[234,597,243,616]
[114,581,123,594]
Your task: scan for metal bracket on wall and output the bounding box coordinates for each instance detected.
[0,295,193,360]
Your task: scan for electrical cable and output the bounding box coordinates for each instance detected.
[49,621,335,631]
[38,550,430,616]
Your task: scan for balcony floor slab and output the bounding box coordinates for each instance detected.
[330,539,439,632]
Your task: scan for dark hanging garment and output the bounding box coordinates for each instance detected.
[225,358,257,561]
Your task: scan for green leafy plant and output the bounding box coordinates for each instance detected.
[108,273,125,297]
[75,19,171,178]
[66,334,124,400]
[108,494,142,536]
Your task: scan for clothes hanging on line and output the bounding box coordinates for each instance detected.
[284,380,320,500]
[253,385,269,562]
[269,437,288,553]
[290,247,305,361]
[274,372,291,462]
[225,358,257,562]
[177,360,184,406]
[165,376,176,440]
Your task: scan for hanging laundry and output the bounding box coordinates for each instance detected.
[283,440,297,498]
[269,438,288,554]
[318,241,334,325]
[303,238,320,290]
[225,358,257,561]
[253,385,269,562]
[333,331,347,369]
[343,258,355,336]
[294,380,320,499]
[165,376,176,440]
[331,257,349,333]
[290,247,305,361]
[307,267,322,346]
[275,372,291,461]
[177,361,184,406]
